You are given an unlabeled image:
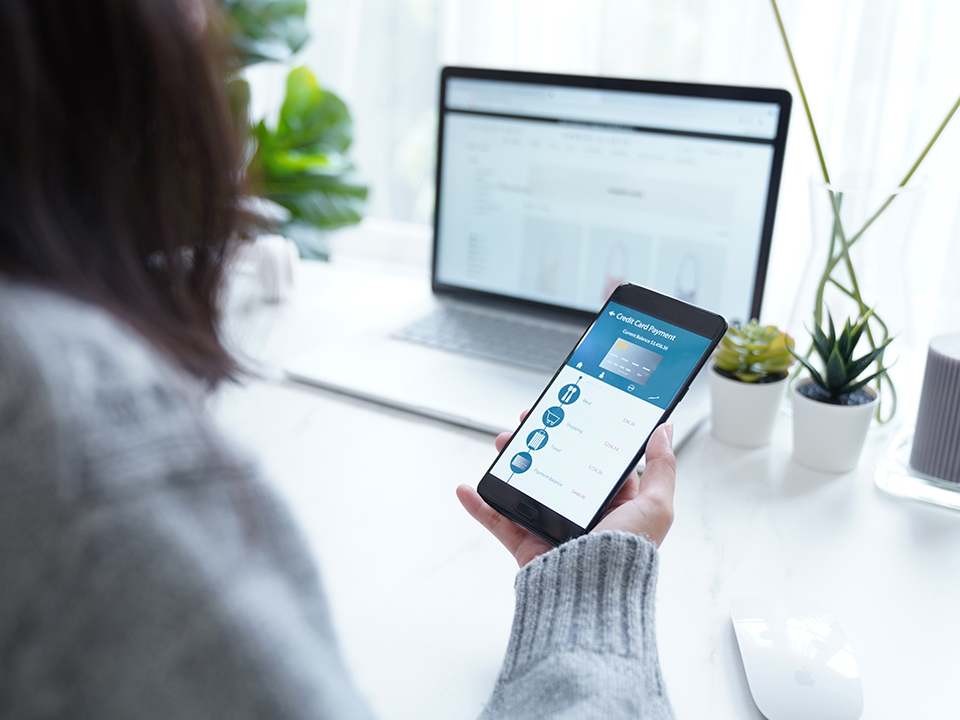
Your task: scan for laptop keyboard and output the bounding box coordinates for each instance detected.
[392,306,585,373]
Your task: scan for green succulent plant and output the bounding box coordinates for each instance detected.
[713,320,796,383]
[790,310,892,401]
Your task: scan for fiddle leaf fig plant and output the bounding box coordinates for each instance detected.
[248,67,369,259]
[220,0,368,259]
[713,320,795,383]
[789,310,892,404]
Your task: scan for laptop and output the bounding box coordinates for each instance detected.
[285,67,791,445]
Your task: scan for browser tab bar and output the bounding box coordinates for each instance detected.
[446,78,780,139]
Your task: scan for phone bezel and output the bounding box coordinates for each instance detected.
[477,282,728,546]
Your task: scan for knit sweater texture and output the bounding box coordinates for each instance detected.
[0,279,673,719]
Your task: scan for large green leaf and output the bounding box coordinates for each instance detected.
[261,150,349,176]
[277,67,353,153]
[279,220,331,260]
[222,0,308,68]
[279,189,366,230]
[249,67,368,239]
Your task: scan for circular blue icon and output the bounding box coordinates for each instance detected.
[542,406,564,427]
[526,428,549,451]
[510,452,533,474]
[558,383,581,405]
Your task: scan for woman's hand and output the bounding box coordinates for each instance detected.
[456,413,676,567]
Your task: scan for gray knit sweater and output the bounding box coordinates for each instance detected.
[0,279,673,720]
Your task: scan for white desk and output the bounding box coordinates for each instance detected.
[212,225,960,720]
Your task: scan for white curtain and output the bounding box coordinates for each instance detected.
[250,0,960,342]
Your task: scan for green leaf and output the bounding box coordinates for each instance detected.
[223,0,309,69]
[826,345,847,393]
[841,365,890,396]
[280,189,366,229]
[837,318,851,360]
[279,219,330,260]
[845,338,892,378]
[277,67,353,153]
[263,151,351,176]
[850,310,873,355]
[247,66,369,251]
[712,349,743,370]
[812,321,832,364]
[265,174,368,199]
[793,353,826,390]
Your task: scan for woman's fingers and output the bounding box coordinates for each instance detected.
[494,409,530,452]
[456,484,552,566]
[638,423,676,507]
[456,484,526,553]
[592,423,676,546]
[472,413,675,562]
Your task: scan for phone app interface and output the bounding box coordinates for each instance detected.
[490,302,711,528]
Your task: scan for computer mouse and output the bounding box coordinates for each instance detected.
[730,597,863,720]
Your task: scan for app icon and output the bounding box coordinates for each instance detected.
[526,429,549,451]
[558,383,581,405]
[543,406,565,427]
[510,452,533,473]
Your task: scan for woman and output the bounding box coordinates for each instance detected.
[0,0,678,717]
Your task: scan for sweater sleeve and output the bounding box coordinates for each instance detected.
[479,531,675,720]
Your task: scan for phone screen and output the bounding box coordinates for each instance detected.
[487,299,714,529]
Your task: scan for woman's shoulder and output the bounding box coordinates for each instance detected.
[0,278,233,503]
[0,279,194,401]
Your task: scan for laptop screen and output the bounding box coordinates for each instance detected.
[432,68,790,324]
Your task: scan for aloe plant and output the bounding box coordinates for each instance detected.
[790,310,892,403]
[713,320,795,383]
[769,0,960,421]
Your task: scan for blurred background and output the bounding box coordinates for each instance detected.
[245,0,960,340]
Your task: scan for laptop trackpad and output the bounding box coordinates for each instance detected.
[402,357,547,433]
[285,337,548,435]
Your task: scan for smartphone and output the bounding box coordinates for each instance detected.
[477,283,727,546]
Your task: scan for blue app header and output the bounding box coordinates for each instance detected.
[566,302,711,409]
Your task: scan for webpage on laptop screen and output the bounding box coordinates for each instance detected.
[489,301,711,528]
[435,77,779,323]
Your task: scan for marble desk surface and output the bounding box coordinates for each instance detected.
[212,225,960,720]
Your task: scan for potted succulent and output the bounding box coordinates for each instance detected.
[709,320,796,447]
[789,311,892,473]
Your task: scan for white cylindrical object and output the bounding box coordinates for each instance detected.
[255,235,298,303]
[910,335,960,483]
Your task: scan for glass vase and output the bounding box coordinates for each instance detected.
[787,172,927,422]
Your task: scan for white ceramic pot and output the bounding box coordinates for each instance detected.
[708,365,787,447]
[791,380,878,473]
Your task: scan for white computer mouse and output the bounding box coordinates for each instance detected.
[730,597,864,720]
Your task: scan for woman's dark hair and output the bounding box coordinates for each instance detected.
[0,0,244,385]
